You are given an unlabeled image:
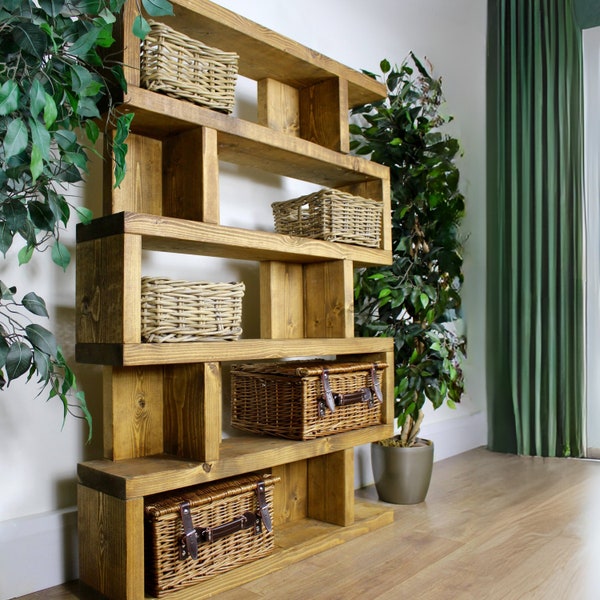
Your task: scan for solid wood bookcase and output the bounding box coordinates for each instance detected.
[76,1,395,598]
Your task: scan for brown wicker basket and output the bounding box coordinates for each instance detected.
[140,20,238,113]
[231,361,387,440]
[272,188,383,248]
[141,277,244,342]
[145,474,279,597]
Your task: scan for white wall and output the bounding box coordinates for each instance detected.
[583,26,600,457]
[0,1,487,596]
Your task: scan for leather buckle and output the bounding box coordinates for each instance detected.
[179,501,198,560]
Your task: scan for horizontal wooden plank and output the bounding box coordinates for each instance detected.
[151,0,385,107]
[76,212,391,266]
[77,425,394,499]
[120,86,388,188]
[76,337,393,366]
[157,500,394,600]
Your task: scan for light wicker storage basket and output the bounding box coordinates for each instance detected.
[141,277,244,342]
[272,187,383,248]
[140,20,238,113]
[231,361,387,440]
[145,474,279,597]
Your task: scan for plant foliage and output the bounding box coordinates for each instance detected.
[351,55,466,446]
[0,0,172,440]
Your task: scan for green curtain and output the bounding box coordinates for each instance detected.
[487,0,585,457]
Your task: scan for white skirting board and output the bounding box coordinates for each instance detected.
[0,508,78,600]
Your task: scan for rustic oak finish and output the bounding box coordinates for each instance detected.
[76,1,393,598]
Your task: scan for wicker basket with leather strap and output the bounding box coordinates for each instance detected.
[231,361,387,440]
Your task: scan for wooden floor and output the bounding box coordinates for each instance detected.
[17,447,600,600]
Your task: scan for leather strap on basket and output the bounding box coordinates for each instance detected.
[179,481,272,560]
[317,364,383,417]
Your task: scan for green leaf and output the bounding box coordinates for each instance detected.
[0,337,9,368]
[54,130,78,151]
[18,245,35,266]
[51,240,71,270]
[32,348,51,383]
[30,144,44,182]
[68,28,100,57]
[4,118,28,159]
[29,80,47,119]
[29,118,51,160]
[0,224,14,256]
[420,293,429,309]
[142,0,174,16]
[12,23,48,57]
[380,59,391,74]
[132,15,151,39]
[22,292,49,317]
[84,120,100,144]
[0,81,18,116]
[6,342,33,381]
[3,199,28,231]
[25,324,58,356]
[74,206,93,225]
[28,200,56,231]
[43,93,58,128]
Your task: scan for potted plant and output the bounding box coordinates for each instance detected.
[351,55,466,504]
[0,0,172,439]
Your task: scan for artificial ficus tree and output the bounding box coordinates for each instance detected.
[352,55,466,446]
[0,0,173,439]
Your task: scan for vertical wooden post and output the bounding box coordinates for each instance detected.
[258,78,300,137]
[260,262,304,338]
[307,449,354,526]
[271,461,308,527]
[78,485,145,600]
[163,362,222,462]
[76,234,142,345]
[103,132,163,215]
[103,366,164,461]
[304,260,354,338]
[299,78,349,152]
[163,127,220,223]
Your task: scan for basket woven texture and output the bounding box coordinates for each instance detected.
[145,474,278,597]
[140,20,238,113]
[141,277,244,342]
[231,361,386,440]
[272,188,382,248]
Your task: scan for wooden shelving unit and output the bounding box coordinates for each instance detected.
[76,1,394,598]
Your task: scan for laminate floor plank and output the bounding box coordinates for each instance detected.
[15,448,600,600]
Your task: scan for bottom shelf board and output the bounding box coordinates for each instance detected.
[147,498,394,599]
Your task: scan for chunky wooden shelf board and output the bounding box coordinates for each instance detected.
[78,426,394,500]
[76,212,391,267]
[76,336,393,366]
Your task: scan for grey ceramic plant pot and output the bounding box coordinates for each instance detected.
[370,438,434,504]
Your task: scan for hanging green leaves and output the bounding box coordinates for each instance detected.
[352,55,466,444]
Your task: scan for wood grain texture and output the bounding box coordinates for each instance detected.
[76,235,142,345]
[304,260,354,338]
[141,0,385,107]
[103,366,164,461]
[77,425,394,500]
[307,449,354,526]
[257,79,300,137]
[271,460,308,526]
[163,127,220,223]
[77,486,145,600]
[76,337,393,367]
[163,362,222,461]
[29,450,600,600]
[118,86,388,186]
[259,262,304,339]
[76,211,392,267]
[299,78,349,152]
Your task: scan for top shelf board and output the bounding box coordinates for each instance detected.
[154,0,386,108]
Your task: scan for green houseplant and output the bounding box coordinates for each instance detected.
[351,55,466,503]
[0,0,172,439]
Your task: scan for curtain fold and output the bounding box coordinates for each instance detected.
[487,0,585,457]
